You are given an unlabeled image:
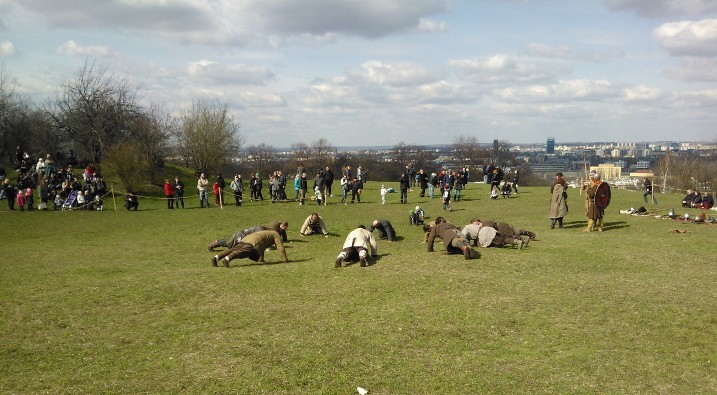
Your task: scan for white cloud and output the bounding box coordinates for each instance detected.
[415,18,448,33]
[0,40,15,56]
[186,60,275,85]
[663,57,717,82]
[56,40,113,57]
[623,85,662,101]
[354,60,436,87]
[493,80,618,102]
[523,42,624,62]
[603,0,717,18]
[449,55,567,83]
[653,19,717,57]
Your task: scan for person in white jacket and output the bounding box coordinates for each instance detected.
[335,225,377,268]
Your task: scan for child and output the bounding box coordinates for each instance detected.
[53,193,62,210]
[442,185,452,211]
[409,205,425,225]
[16,188,26,211]
[25,188,34,211]
[76,189,86,208]
[380,184,387,205]
[94,194,104,211]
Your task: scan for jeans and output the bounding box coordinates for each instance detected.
[199,190,209,207]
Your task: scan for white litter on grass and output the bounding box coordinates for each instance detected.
[357,387,368,395]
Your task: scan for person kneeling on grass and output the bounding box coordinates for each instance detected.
[335,225,377,268]
[370,219,396,242]
[426,218,479,260]
[211,230,288,267]
[300,213,329,237]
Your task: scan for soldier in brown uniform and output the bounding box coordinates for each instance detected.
[582,172,611,232]
[426,218,479,259]
[211,230,288,267]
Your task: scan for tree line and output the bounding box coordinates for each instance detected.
[1,61,529,190]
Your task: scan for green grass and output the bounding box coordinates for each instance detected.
[1,182,716,394]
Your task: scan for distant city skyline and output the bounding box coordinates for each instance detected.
[1,1,717,146]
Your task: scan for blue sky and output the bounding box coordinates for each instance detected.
[1,0,716,147]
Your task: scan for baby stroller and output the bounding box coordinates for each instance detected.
[63,190,78,210]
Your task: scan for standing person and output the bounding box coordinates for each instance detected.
[489,167,502,199]
[174,176,185,209]
[293,174,301,201]
[426,219,479,259]
[313,171,325,206]
[350,177,363,203]
[583,172,611,232]
[399,171,410,204]
[24,188,34,211]
[269,173,279,203]
[230,174,243,206]
[300,212,329,237]
[212,177,221,207]
[643,178,657,204]
[277,171,287,201]
[334,225,378,268]
[452,171,463,202]
[251,173,264,201]
[197,172,209,208]
[442,184,452,211]
[323,166,334,198]
[549,172,569,229]
[211,230,288,267]
[380,184,387,205]
[16,187,26,211]
[298,172,308,205]
[3,179,16,210]
[417,169,428,197]
[164,178,175,209]
[429,172,438,199]
[340,176,349,204]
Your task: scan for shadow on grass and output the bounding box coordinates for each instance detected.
[561,220,629,230]
[342,254,386,268]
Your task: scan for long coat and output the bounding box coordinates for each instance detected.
[549,180,568,219]
[584,182,603,220]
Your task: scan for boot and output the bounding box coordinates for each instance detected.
[521,230,536,240]
[558,218,564,228]
[211,255,219,267]
[462,245,471,260]
[207,240,220,251]
[598,219,604,232]
[583,219,594,232]
[550,219,556,229]
[335,253,345,268]
[511,239,524,249]
[520,235,530,247]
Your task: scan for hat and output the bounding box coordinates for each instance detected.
[415,206,420,211]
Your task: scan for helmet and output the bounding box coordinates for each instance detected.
[683,213,690,220]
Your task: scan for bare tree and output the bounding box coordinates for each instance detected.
[494,140,516,168]
[47,60,142,163]
[131,105,173,183]
[174,100,244,175]
[310,138,335,171]
[245,143,277,177]
[451,135,485,169]
[291,142,310,165]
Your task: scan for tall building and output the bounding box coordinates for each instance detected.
[546,138,555,154]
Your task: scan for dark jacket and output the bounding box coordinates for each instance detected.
[370,220,396,241]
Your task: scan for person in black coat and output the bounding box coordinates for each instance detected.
[370,219,396,242]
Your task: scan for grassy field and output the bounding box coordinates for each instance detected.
[1,181,716,394]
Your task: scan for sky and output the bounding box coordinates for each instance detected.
[1,0,717,147]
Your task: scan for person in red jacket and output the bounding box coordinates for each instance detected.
[164,178,175,209]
